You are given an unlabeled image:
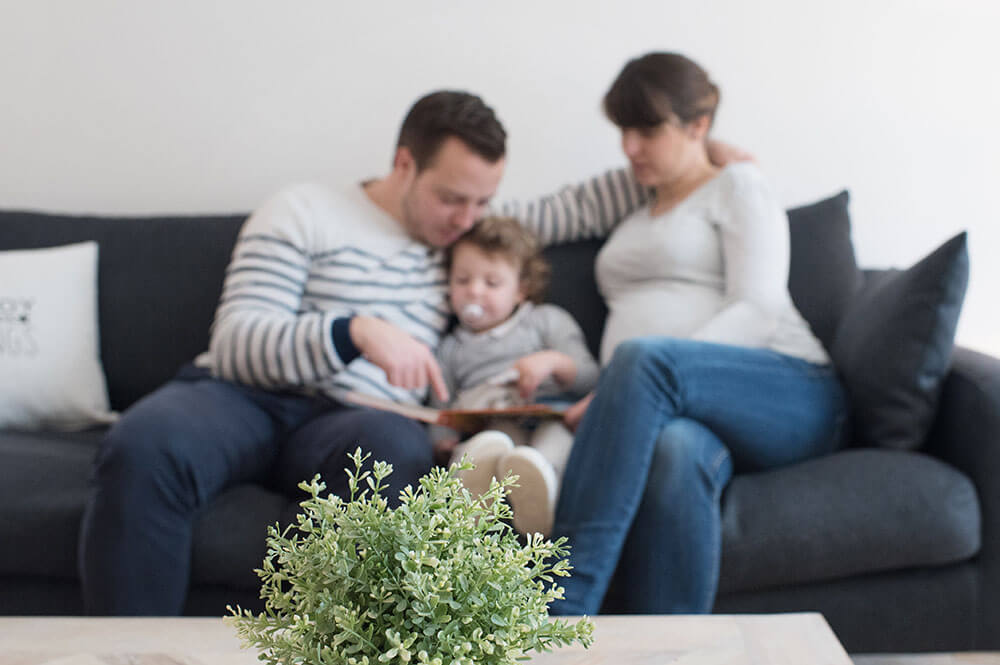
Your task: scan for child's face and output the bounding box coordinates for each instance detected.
[449,243,525,332]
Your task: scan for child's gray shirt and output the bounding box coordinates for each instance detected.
[434,302,600,407]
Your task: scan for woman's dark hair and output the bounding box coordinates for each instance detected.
[446,216,550,304]
[397,91,507,171]
[603,52,720,130]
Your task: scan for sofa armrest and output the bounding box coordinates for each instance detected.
[924,345,1000,648]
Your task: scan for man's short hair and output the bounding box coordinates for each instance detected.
[397,91,506,171]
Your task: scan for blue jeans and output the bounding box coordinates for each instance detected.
[78,366,433,615]
[550,337,847,615]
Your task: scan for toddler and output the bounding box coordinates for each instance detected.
[432,216,599,536]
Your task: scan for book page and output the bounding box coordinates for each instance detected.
[338,391,565,430]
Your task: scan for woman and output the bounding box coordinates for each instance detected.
[550,53,847,615]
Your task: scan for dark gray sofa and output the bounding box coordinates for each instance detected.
[1,194,996,653]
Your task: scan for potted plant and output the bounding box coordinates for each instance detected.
[227,448,594,665]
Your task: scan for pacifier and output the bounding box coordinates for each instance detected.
[461,303,485,321]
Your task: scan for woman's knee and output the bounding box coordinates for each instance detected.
[609,337,663,370]
[606,336,690,382]
[609,336,709,371]
[601,337,690,410]
[649,419,732,491]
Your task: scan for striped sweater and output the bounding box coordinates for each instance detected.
[198,169,648,404]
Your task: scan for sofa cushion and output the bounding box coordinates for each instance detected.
[786,190,863,351]
[830,233,969,450]
[0,210,245,412]
[718,448,980,594]
[543,239,606,359]
[0,242,116,430]
[0,429,103,579]
[0,426,294,592]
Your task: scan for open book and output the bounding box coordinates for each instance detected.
[339,391,565,432]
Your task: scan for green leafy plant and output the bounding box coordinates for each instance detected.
[227,448,594,665]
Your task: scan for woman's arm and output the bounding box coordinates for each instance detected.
[689,165,789,347]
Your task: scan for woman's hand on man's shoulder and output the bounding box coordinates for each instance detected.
[707,139,756,167]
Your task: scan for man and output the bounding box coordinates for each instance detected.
[78,91,509,615]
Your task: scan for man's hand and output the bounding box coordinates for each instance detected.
[349,315,449,402]
[512,350,576,401]
[707,139,756,167]
[564,391,595,432]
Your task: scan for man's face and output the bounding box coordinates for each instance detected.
[399,137,505,248]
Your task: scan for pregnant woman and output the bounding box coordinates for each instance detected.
[550,52,847,615]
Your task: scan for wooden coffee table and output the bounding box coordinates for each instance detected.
[0,613,852,664]
[855,657,1000,665]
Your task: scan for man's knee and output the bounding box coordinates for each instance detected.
[349,411,433,473]
[306,410,433,496]
[97,413,175,481]
[93,397,207,511]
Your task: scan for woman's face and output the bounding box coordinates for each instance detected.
[620,120,703,188]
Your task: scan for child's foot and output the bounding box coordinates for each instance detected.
[453,431,515,497]
[497,446,557,537]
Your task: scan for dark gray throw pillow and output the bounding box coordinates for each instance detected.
[786,190,863,351]
[830,232,969,450]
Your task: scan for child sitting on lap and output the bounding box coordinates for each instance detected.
[432,216,599,537]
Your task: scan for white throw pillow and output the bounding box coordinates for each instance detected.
[0,241,117,430]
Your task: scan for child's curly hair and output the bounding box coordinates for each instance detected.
[445,216,550,303]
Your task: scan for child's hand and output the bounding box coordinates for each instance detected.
[513,351,575,400]
[564,391,595,432]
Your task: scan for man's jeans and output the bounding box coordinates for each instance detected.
[551,337,847,615]
[78,366,433,615]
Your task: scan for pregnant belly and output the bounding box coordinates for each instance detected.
[599,286,723,364]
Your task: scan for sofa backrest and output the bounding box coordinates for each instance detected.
[0,211,244,411]
[785,191,862,351]
[0,191,858,412]
[542,240,606,359]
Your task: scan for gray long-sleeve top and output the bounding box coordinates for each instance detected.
[434,302,599,408]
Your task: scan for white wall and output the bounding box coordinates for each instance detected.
[3,1,998,353]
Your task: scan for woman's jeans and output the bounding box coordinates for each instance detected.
[550,337,847,615]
